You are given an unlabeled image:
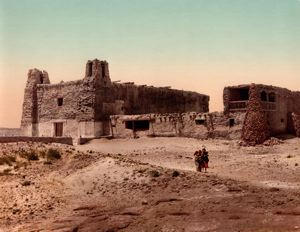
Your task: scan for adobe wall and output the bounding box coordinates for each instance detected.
[103,83,209,116]
[110,112,245,140]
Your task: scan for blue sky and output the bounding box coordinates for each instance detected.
[0,0,300,127]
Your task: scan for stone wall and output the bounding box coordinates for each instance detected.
[241,84,270,145]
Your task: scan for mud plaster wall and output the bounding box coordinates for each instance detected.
[110,112,245,140]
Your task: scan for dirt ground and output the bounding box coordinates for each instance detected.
[0,137,299,232]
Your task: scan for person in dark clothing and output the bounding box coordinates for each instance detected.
[201,147,209,172]
[194,150,203,172]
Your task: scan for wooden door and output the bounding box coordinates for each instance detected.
[54,123,63,137]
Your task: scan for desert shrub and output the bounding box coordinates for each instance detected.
[172,170,180,177]
[39,150,47,158]
[47,148,61,160]
[148,170,160,177]
[286,154,293,158]
[0,155,16,166]
[19,150,39,161]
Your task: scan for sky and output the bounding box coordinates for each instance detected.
[0,0,299,127]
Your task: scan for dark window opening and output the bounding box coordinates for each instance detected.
[101,63,106,77]
[229,118,235,127]
[281,118,284,123]
[260,91,267,101]
[269,92,276,102]
[40,74,44,84]
[88,62,93,76]
[125,120,150,131]
[57,98,63,106]
[229,88,249,101]
[195,119,206,125]
[54,122,63,137]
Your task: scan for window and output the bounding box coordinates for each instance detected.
[280,118,284,123]
[195,119,206,125]
[125,120,150,131]
[88,62,93,76]
[260,91,267,101]
[57,98,63,106]
[229,118,235,127]
[101,63,105,77]
[40,74,44,84]
[269,92,276,102]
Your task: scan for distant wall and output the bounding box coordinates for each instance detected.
[0,136,73,145]
[0,128,21,137]
[110,112,245,140]
[99,84,209,119]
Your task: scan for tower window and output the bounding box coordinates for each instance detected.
[57,98,63,106]
[101,63,106,77]
[40,74,44,84]
[88,62,93,77]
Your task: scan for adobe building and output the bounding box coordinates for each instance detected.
[110,84,300,141]
[20,59,209,141]
[19,58,300,143]
[224,84,300,137]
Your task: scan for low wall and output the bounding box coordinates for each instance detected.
[0,136,73,145]
[0,128,21,137]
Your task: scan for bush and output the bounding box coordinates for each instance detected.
[0,155,16,166]
[148,170,160,177]
[20,150,39,161]
[47,149,61,160]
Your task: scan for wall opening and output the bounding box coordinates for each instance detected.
[229,88,249,101]
[269,92,276,102]
[195,119,206,125]
[125,120,150,131]
[57,98,63,106]
[229,118,235,127]
[88,62,93,77]
[40,74,44,84]
[101,63,105,77]
[260,91,267,101]
[54,122,63,137]
[281,118,284,123]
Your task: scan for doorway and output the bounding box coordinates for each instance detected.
[54,122,63,137]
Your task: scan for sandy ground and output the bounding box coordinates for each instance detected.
[0,137,299,232]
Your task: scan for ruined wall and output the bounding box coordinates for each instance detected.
[110,112,245,140]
